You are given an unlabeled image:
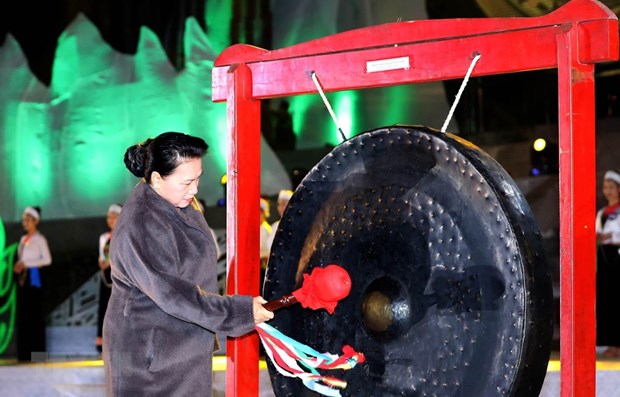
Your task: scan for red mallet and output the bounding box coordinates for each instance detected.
[264,264,351,314]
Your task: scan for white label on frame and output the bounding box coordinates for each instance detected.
[366,56,410,73]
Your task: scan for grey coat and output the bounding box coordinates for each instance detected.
[103,182,255,396]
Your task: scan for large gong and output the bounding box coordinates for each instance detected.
[264,125,553,396]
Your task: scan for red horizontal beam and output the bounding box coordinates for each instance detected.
[212,0,617,102]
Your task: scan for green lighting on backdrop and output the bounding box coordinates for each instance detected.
[290,92,358,148]
[0,12,289,221]
[334,91,358,141]
[1,2,446,221]
[0,216,17,355]
[205,0,233,54]
[384,85,419,124]
[15,103,53,209]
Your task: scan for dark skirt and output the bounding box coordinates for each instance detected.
[98,268,113,339]
[596,244,620,346]
[16,270,46,361]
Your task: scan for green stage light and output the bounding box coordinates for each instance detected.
[0,216,17,355]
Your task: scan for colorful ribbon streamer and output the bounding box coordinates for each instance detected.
[256,322,365,397]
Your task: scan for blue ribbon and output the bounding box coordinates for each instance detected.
[29,268,41,288]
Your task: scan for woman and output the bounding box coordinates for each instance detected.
[103,132,273,395]
[96,203,122,353]
[596,169,620,358]
[267,189,293,250]
[13,206,52,361]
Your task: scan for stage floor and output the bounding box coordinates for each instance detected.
[2,352,620,396]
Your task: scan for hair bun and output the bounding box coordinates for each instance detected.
[124,138,152,178]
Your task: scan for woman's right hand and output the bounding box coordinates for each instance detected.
[253,296,275,324]
[13,261,25,274]
[98,258,110,270]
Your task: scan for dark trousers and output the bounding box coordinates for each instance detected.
[16,281,46,361]
[596,244,620,346]
[98,269,112,339]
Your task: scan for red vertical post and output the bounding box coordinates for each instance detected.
[225,63,261,397]
[557,28,597,397]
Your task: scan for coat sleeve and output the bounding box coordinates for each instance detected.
[113,215,255,337]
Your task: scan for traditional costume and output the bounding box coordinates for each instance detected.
[267,189,293,251]
[96,204,122,352]
[596,170,620,351]
[16,207,52,361]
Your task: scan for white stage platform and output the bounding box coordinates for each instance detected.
[1,355,620,396]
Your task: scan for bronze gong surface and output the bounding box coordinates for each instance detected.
[264,125,553,397]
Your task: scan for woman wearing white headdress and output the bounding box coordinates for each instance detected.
[267,189,293,251]
[96,204,122,353]
[596,170,620,358]
[13,206,52,361]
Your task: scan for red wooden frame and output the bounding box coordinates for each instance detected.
[212,1,619,395]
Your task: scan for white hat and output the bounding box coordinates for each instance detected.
[23,207,40,221]
[260,198,270,212]
[107,204,122,214]
[278,189,293,201]
[605,170,620,185]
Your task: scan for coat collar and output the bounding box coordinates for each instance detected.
[137,181,210,235]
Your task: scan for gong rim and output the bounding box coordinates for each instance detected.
[265,125,553,397]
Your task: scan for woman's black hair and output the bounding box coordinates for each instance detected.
[124,132,208,182]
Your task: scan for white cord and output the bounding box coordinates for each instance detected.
[441,52,481,133]
[309,71,348,141]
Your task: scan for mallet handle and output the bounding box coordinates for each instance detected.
[263,294,298,311]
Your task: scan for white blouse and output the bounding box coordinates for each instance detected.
[99,231,111,261]
[18,231,52,268]
[596,206,620,245]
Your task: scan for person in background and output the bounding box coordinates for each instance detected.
[13,206,52,361]
[96,203,122,354]
[103,132,273,396]
[596,169,620,358]
[259,198,272,293]
[267,189,293,251]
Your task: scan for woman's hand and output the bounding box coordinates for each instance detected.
[99,258,110,270]
[13,261,25,274]
[253,296,275,324]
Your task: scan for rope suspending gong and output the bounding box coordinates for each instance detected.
[309,71,348,142]
[309,51,481,142]
[441,51,482,133]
